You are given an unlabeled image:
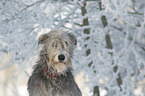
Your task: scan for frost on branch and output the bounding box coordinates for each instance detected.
[0,0,145,96]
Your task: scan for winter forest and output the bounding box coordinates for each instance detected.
[0,0,145,96]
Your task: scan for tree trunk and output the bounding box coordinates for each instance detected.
[81,2,100,96]
[100,2,123,91]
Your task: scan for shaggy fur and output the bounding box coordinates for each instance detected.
[27,30,82,96]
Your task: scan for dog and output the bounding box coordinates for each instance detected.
[27,29,82,96]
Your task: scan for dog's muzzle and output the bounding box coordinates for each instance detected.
[54,52,68,63]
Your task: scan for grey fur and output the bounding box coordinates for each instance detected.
[27,30,82,96]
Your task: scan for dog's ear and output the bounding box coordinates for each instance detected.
[68,33,77,45]
[38,34,49,45]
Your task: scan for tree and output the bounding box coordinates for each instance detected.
[0,0,145,96]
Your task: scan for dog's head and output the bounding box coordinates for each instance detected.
[38,30,77,74]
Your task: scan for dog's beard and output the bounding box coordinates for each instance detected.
[54,63,68,74]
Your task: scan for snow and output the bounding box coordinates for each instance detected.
[0,0,145,96]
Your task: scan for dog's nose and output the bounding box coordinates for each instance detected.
[58,54,65,61]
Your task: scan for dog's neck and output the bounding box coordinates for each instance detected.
[42,65,62,79]
[42,63,73,79]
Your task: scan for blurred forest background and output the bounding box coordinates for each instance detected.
[0,0,145,96]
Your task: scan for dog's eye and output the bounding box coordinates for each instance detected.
[65,41,68,46]
[52,43,58,47]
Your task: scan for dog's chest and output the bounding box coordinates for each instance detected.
[43,77,72,96]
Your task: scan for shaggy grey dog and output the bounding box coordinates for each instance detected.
[27,30,82,96]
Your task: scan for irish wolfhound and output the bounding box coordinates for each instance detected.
[27,30,82,96]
